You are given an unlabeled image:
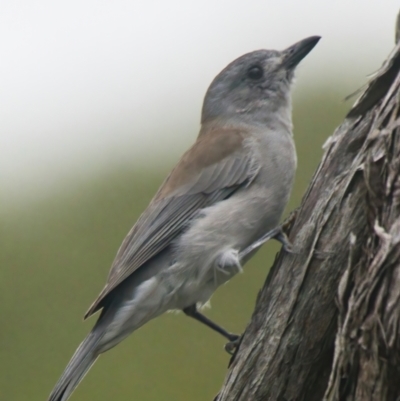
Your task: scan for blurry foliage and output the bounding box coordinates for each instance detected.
[0,89,349,400]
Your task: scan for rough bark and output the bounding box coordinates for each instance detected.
[216,14,400,401]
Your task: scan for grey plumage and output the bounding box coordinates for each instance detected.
[48,35,320,401]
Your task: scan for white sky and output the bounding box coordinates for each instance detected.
[1,0,399,206]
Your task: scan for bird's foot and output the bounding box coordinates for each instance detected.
[224,334,242,355]
[273,228,294,253]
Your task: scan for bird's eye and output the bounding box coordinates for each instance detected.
[247,66,264,80]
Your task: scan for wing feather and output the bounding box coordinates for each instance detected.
[85,128,258,318]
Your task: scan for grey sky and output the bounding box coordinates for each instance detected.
[1,1,399,205]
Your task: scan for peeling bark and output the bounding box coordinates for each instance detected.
[216,14,400,401]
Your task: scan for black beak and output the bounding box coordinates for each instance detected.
[282,36,321,69]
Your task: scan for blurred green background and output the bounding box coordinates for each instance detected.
[1,89,350,401]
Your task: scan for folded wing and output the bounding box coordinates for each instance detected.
[85,127,259,318]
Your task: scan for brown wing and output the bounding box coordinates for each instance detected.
[85,127,259,318]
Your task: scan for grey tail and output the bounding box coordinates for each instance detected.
[48,330,101,401]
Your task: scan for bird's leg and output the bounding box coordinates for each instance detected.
[239,225,294,261]
[183,304,239,343]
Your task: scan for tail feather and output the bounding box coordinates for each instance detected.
[48,331,101,401]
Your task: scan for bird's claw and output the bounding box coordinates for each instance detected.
[224,334,242,355]
[273,229,295,253]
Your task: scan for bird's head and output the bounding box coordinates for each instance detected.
[201,36,321,126]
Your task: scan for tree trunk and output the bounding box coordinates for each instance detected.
[216,12,400,401]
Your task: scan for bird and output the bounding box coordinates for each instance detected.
[48,35,320,401]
